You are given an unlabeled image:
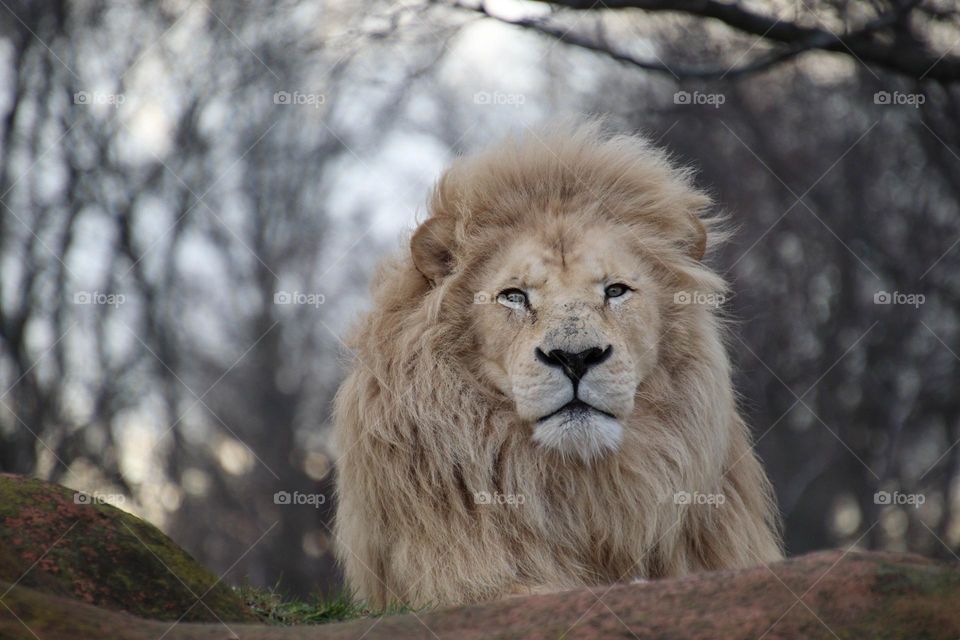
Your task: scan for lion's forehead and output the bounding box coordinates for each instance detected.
[487,228,646,297]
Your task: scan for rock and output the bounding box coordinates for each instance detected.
[2,548,959,639]
[0,473,254,623]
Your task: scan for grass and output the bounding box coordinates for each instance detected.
[239,584,412,626]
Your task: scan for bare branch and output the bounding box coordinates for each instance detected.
[455,0,960,82]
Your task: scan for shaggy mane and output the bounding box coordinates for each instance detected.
[333,122,782,609]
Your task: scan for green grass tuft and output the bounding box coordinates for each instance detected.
[238,584,412,625]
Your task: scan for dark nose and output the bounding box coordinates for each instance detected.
[535,346,613,385]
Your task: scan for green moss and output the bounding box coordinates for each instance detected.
[0,473,254,622]
[875,559,960,597]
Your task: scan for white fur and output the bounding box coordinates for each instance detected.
[533,411,624,462]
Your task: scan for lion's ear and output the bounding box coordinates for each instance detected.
[688,215,707,261]
[411,216,456,285]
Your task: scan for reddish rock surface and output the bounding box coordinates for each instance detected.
[2,549,960,639]
[2,474,958,638]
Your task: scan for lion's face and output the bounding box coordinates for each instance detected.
[471,220,664,462]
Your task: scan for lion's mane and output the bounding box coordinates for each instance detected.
[333,122,782,609]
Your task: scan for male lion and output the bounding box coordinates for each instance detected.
[333,122,782,609]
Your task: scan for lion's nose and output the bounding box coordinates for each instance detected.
[535,345,613,383]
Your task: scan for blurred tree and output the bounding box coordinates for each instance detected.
[470,0,960,81]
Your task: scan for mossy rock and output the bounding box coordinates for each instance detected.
[4,548,960,639]
[0,473,254,622]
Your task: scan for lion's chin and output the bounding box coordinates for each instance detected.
[532,410,623,463]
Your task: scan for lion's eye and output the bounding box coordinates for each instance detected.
[605,283,631,299]
[497,288,528,309]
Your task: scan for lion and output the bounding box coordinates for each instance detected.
[332,122,782,610]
